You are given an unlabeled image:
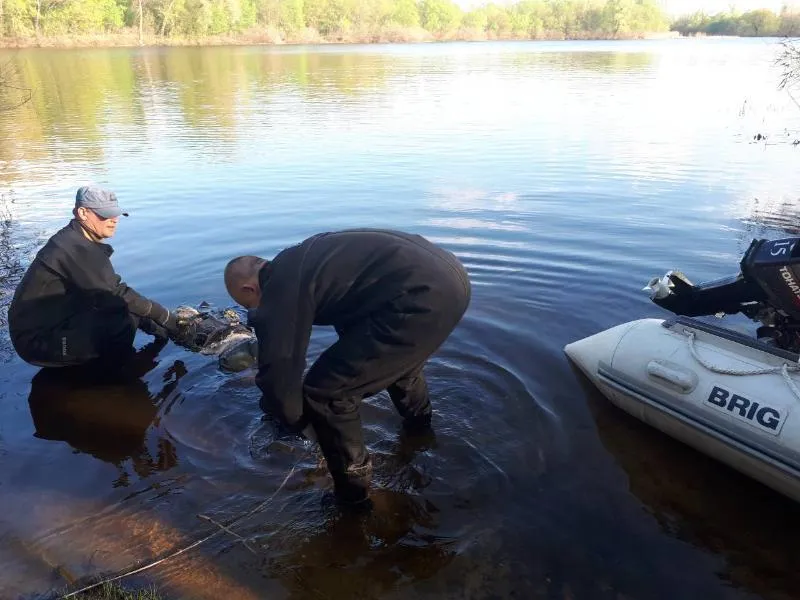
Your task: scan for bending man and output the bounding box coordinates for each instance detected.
[224,229,471,506]
[9,186,185,369]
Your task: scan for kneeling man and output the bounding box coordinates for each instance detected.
[9,186,183,369]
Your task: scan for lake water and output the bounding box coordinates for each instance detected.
[2,37,800,600]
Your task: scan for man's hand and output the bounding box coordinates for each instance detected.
[138,316,169,339]
[142,310,196,346]
[164,312,196,347]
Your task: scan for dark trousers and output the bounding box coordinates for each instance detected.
[303,259,471,503]
[17,307,142,370]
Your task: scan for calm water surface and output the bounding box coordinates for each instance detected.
[2,38,800,600]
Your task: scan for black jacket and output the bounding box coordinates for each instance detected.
[249,228,468,429]
[9,220,169,349]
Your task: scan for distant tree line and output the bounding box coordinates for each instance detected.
[0,0,670,43]
[672,7,800,37]
[0,0,798,46]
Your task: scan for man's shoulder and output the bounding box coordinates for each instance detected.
[318,227,411,238]
[36,220,109,266]
[33,222,74,258]
[44,220,84,247]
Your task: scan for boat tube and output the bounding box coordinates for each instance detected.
[565,237,800,502]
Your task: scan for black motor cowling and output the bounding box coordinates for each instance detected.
[741,237,800,321]
[645,237,800,351]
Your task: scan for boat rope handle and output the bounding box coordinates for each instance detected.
[683,329,800,403]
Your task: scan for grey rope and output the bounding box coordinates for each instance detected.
[682,329,800,403]
[62,453,307,598]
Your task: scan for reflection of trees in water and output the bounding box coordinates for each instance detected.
[0,64,33,334]
[581,370,800,600]
[506,49,656,74]
[0,48,401,180]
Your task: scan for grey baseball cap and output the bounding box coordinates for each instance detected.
[75,186,129,219]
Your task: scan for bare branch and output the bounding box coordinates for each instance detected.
[776,38,800,91]
[0,60,32,112]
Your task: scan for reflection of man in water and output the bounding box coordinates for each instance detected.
[9,186,186,370]
[26,339,185,486]
[224,229,471,508]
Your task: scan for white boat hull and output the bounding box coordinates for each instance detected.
[565,316,800,504]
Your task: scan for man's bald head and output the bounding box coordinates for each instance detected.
[224,255,267,309]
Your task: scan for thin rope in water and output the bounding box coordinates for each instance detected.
[62,453,307,599]
[682,329,800,403]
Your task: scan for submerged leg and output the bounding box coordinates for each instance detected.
[387,365,432,429]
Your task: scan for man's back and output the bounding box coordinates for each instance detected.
[262,228,465,331]
[9,221,101,341]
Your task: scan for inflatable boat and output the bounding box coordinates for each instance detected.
[565,237,800,503]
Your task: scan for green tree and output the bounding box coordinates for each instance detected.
[671,7,792,37]
[419,0,460,34]
[388,0,418,27]
[461,7,487,30]
[483,2,510,36]
[42,0,123,34]
[0,0,677,41]
[603,0,633,36]
[740,8,779,36]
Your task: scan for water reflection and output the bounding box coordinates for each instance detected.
[0,47,404,178]
[26,339,187,487]
[736,194,800,240]
[273,494,456,600]
[3,38,800,599]
[508,49,657,74]
[580,365,800,599]
[0,191,26,362]
[262,430,457,600]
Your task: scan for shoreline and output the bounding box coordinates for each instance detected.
[0,29,682,50]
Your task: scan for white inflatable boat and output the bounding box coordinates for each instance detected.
[565,237,800,503]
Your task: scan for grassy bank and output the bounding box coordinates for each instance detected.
[64,582,163,599]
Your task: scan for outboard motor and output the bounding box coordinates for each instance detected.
[645,237,800,352]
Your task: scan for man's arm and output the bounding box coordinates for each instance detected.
[44,242,175,330]
[252,280,315,431]
[109,272,172,325]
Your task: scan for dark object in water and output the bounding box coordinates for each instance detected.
[173,305,258,372]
